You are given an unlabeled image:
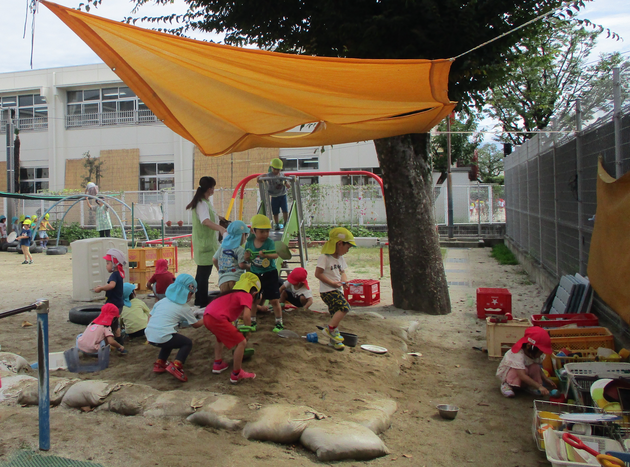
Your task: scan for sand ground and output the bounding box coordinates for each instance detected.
[0,245,548,466]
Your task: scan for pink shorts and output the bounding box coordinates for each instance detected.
[203,314,244,349]
[505,365,543,387]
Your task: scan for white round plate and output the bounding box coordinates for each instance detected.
[7,232,17,243]
[361,344,388,354]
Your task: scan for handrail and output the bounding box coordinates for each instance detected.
[0,299,50,451]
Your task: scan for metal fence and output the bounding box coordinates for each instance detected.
[504,107,630,280]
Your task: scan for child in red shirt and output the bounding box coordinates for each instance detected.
[147,259,176,300]
[203,272,260,384]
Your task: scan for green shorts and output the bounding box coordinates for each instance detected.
[320,289,351,315]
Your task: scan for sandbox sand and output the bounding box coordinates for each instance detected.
[0,246,547,466]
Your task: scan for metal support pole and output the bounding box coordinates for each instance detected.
[4,109,16,225]
[131,202,135,249]
[613,67,623,178]
[35,299,50,451]
[576,99,586,275]
[477,181,481,239]
[447,116,454,239]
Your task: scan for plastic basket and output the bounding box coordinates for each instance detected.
[564,363,630,407]
[542,327,615,374]
[543,429,623,467]
[531,313,599,328]
[532,400,604,451]
[552,350,623,372]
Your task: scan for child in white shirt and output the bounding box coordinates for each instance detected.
[280,267,313,311]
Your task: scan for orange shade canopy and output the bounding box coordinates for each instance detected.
[42,1,456,156]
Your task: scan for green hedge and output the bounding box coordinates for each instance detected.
[302,225,388,241]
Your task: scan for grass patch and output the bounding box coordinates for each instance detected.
[490,244,518,265]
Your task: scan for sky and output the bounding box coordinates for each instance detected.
[0,0,628,74]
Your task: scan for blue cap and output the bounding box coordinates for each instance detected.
[165,274,197,304]
[11,217,18,223]
[123,283,136,307]
[221,220,250,250]
[0,215,5,222]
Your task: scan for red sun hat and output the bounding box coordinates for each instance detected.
[511,326,552,354]
[93,303,120,327]
[287,267,308,288]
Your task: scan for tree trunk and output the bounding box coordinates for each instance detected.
[374,133,451,315]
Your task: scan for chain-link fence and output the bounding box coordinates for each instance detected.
[504,101,630,280]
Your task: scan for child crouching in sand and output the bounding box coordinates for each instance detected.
[496,326,556,397]
[121,283,151,339]
[146,259,176,300]
[77,303,126,355]
[145,274,204,382]
[204,272,260,383]
[280,267,313,311]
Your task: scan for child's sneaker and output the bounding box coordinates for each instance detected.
[21,261,28,265]
[212,361,229,374]
[117,348,128,355]
[28,260,33,264]
[324,327,344,343]
[166,362,188,382]
[230,369,256,383]
[153,359,168,373]
[500,382,515,398]
[332,342,345,351]
[273,322,284,333]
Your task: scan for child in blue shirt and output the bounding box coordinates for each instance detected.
[17,219,33,264]
[94,249,126,313]
[213,220,250,293]
[244,214,282,332]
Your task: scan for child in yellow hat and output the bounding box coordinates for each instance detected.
[314,227,356,350]
[17,219,34,264]
[259,158,291,231]
[244,214,283,332]
[38,213,53,249]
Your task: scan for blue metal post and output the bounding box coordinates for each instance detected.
[36,299,50,451]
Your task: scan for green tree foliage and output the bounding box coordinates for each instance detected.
[477,143,504,184]
[485,18,628,145]
[430,113,482,173]
[82,150,104,188]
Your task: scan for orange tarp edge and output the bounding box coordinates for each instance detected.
[587,158,630,324]
[42,1,456,157]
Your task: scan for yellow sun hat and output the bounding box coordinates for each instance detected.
[22,219,32,226]
[250,214,272,230]
[270,158,283,170]
[321,227,356,254]
[234,272,262,293]
[44,213,50,220]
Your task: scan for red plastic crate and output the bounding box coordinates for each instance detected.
[476,288,511,319]
[531,313,599,328]
[344,279,380,306]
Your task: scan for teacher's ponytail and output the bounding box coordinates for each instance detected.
[186,176,217,210]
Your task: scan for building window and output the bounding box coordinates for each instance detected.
[0,94,48,131]
[280,156,319,185]
[139,163,175,191]
[20,167,49,193]
[66,86,157,128]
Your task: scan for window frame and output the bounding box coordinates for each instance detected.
[139,162,175,191]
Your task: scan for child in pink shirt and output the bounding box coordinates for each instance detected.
[77,303,127,355]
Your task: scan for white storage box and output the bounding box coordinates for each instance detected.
[72,238,129,301]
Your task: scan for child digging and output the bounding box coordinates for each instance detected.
[496,326,557,397]
[77,303,126,355]
[146,259,176,301]
[145,274,204,382]
[17,219,34,264]
[213,220,250,293]
[280,267,313,311]
[121,283,151,339]
[315,227,356,351]
[244,214,283,332]
[204,272,260,383]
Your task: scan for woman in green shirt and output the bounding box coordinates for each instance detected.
[186,176,227,307]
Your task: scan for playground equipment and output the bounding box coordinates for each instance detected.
[225,171,385,276]
[0,299,51,451]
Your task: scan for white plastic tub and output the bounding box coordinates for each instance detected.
[543,429,623,467]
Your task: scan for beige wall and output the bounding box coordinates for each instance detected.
[0,162,6,192]
[99,148,140,192]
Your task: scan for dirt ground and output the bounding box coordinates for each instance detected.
[0,245,549,466]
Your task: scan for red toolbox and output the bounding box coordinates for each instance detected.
[530,313,599,328]
[477,288,511,319]
[345,279,381,306]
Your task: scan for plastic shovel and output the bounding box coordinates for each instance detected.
[562,433,624,467]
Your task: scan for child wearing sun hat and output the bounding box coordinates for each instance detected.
[145,274,204,382]
[314,227,356,351]
[213,220,250,293]
[77,303,126,355]
[496,326,557,398]
[280,267,313,311]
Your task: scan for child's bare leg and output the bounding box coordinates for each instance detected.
[283,211,288,225]
[21,245,28,261]
[300,296,312,311]
[273,214,279,225]
[329,310,346,329]
[233,339,247,372]
[279,290,288,304]
[270,299,282,319]
[214,340,224,361]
